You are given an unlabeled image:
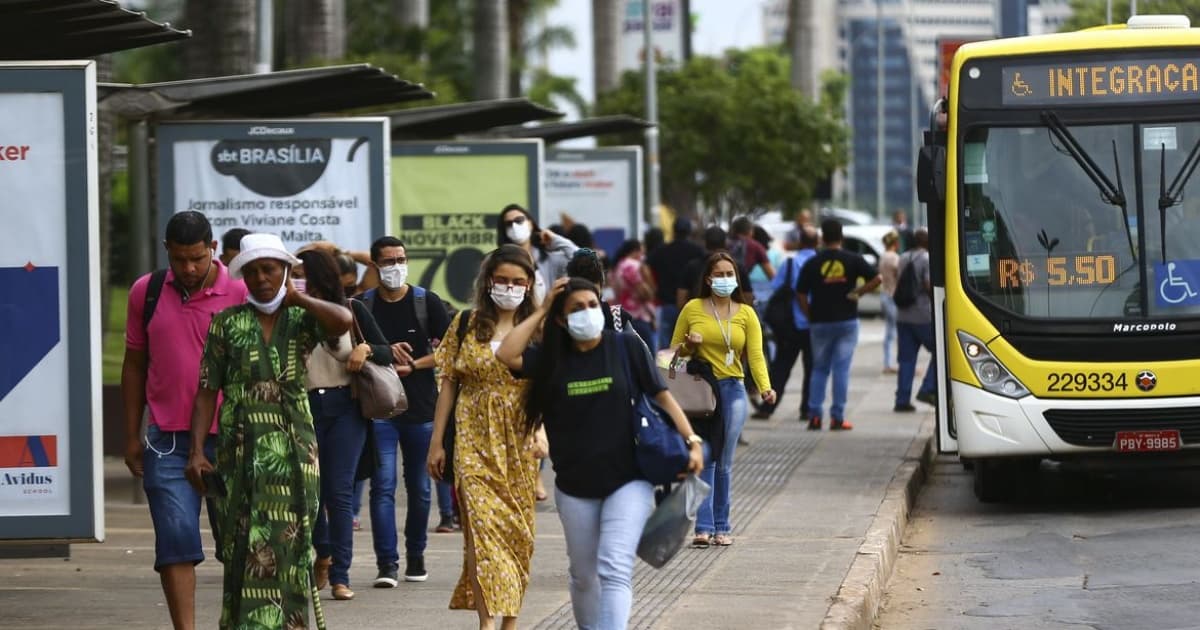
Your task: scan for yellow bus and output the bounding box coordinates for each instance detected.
[917,15,1200,501]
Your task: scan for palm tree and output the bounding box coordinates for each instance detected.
[286,0,347,67]
[474,0,509,99]
[508,0,576,97]
[183,0,257,78]
[394,0,429,28]
[592,0,622,97]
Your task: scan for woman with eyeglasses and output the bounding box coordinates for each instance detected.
[427,244,547,630]
[672,252,775,548]
[496,203,578,304]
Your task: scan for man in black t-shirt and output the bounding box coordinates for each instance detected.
[796,219,881,431]
[362,236,452,587]
[646,217,706,349]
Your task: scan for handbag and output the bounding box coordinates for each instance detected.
[349,301,408,419]
[637,474,711,568]
[443,309,473,482]
[655,346,717,418]
[617,333,693,485]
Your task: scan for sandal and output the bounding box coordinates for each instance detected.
[713,534,734,546]
[692,534,712,548]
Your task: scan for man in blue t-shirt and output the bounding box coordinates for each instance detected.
[797,219,882,431]
[754,225,819,421]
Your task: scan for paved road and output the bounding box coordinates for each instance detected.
[1,317,933,630]
[876,457,1200,629]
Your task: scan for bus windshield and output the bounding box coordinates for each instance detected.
[960,120,1200,320]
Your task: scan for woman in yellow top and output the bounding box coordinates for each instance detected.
[672,252,775,547]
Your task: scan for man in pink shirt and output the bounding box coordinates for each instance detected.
[121,211,247,630]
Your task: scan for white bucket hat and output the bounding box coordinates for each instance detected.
[228,233,302,279]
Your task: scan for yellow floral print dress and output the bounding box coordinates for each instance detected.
[435,311,538,617]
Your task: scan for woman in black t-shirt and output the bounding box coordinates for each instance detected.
[497,277,703,630]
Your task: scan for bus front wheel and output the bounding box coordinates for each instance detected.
[972,457,1039,503]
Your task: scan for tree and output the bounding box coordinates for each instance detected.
[597,48,849,219]
[474,0,509,99]
[285,0,347,67]
[183,0,257,77]
[592,0,622,97]
[1062,0,1200,30]
[394,0,430,28]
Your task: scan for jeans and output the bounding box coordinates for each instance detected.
[142,424,218,571]
[436,480,456,519]
[808,319,860,421]
[370,418,434,567]
[696,379,748,536]
[760,327,811,417]
[896,321,937,406]
[556,481,656,630]
[309,387,368,586]
[657,304,680,351]
[881,294,898,370]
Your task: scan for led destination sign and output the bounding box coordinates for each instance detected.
[1001,58,1200,105]
[997,253,1118,289]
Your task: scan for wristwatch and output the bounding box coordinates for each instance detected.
[685,434,704,447]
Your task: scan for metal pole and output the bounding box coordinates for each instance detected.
[255,0,273,74]
[1130,0,1138,18]
[130,120,152,276]
[876,0,885,221]
[644,0,661,227]
[1106,0,1112,24]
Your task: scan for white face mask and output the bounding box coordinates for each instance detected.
[378,263,408,290]
[292,278,306,294]
[490,285,527,311]
[506,220,533,245]
[566,306,605,341]
[248,269,289,314]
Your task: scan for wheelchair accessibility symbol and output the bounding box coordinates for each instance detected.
[1011,72,1033,97]
[1157,261,1200,306]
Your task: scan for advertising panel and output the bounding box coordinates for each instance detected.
[156,119,390,260]
[544,147,643,257]
[391,141,543,309]
[620,0,687,72]
[0,62,102,542]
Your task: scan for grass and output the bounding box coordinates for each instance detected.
[102,286,129,385]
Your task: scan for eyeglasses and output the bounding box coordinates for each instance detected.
[491,276,529,291]
[502,216,527,228]
[376,257,407,266]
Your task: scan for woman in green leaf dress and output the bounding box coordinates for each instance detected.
[185,234,352,630]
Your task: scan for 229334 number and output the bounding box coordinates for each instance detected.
[1046,372,1128,392]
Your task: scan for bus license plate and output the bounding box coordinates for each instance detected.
[1114,430,1181,452]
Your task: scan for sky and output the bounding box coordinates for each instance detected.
[544,0,771,112]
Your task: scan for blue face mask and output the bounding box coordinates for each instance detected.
[711,276,738,297]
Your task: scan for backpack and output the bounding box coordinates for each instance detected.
[611,304,624,332]
[141,269,169,358]
[764,257,798,334]
[893,252,921,309]
[361,286,435,352]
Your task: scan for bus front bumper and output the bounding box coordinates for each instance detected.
[952,381,1200,459]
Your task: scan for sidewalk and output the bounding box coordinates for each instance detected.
[0,319,931,629]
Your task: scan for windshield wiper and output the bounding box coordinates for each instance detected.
[1156,137,1200,264]
[1041,111,1137,261]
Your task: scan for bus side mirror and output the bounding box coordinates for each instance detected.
[916,144,946,204]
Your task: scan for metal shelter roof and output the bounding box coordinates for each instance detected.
[384,98,562,139]
[485,115,653,143]
[97,64,433,119]
[0,0,190,60]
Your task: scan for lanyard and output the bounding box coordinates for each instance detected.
[710,298,735,366]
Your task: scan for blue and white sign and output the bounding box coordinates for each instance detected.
[0,62,102,542]
[1155,259,1200,307]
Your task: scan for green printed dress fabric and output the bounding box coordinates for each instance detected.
[199,305,326,630]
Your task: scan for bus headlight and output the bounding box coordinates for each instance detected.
[957,331,1030,399]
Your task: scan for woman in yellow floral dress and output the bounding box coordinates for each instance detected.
[428,245,546,630]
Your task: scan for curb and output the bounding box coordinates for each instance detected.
[819,416,936,630]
